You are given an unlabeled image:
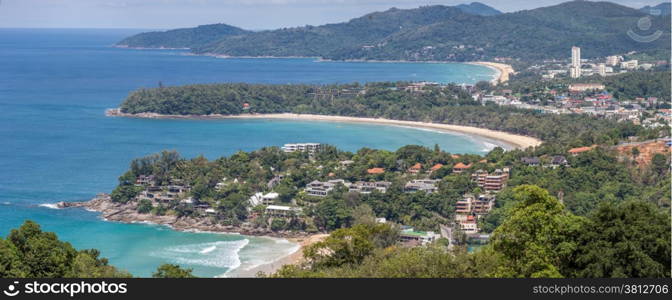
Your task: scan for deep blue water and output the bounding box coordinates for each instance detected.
[0,28,497,277]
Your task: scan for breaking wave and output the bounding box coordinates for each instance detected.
[151,239,250,270]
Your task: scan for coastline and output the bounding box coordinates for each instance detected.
[114,46,506,84]
[58,197,315,239]
[467,61,515,84]
[225,234,328,277]
[57,197,325,278]
[106,110,542,149]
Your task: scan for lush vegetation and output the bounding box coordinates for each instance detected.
[117,2,670,61]
[0,221,130,278]
[109,138,670,232]
[0,221,203,278]
[118,23,249,49]
[271,185,670,278]
[120,82,667,148]
[152,264,196,278]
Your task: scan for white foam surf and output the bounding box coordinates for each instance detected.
[151,239,249,270]
[38,203,60,209]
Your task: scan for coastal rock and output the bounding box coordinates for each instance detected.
[61,194,313,238]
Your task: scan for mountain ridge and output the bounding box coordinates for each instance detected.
[117,1,670,61]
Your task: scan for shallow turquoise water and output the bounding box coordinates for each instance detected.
[0,28,497,277]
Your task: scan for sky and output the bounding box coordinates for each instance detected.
[0,0,665,30]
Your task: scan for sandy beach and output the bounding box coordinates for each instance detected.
[107,110,542,149]
[468,61,515,84]
[226,233,329,277]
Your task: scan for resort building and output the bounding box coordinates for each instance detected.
[471,169,488,187]
[305,179,347,197]
[456,194,496,216]
[349,181,392,194]
[265,205,302,218]
[306,179,391,196]
[404,179,440,193]
[620,60,638,70]
[135,175,156,186]
[549,155,569,168]
[471,168,510,192]
[399,227,440,246]
[568,83,605,92]
[459,215,479,234]
[483,168,509,192]
[282,143,322,154]
[521,157,541,166]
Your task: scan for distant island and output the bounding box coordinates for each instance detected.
[117,1,670,62]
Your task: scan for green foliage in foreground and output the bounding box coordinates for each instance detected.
[152,264,196,278]
[0,221,200,278]
[272,185,671,278]
[0,221,130,278]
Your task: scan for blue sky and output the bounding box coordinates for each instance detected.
[0,0,664,29]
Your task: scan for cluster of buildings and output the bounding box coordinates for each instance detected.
[521,155,569,167]
[473,80,668,128]
[304,179,392,197]
[545,46,658,79]
[455,193,497,234]
[135,175,193,205]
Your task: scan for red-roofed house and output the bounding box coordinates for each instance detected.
[429,163,444,173]
[568,145,596,156]
[367,168,385,174]
[452,162,473,174]
[408,163,422,174]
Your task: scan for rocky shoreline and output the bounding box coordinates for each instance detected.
[58,195,315,239]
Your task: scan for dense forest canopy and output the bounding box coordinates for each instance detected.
[117,1,670,61]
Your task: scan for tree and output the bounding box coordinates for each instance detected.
[152,264,196,278]
[2,221,130,278]
[651,153,669,177]
[490,185,586,278]
[571,201,671,277]
[137,199,153,214]
[0,239,25,277]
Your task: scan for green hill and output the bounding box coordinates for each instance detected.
[455,2,502,16]
[117,23,249,49]
[117,1,670,61]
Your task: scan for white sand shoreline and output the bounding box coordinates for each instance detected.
[106,110,541,149]
[467,61,515,84]
[225,234,329,278]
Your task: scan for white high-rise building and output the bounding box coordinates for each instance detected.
[570,46,581,78]
[597,63,607,76]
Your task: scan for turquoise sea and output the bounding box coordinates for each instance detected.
[0,28,497,277]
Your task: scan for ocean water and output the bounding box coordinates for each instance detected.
[0,28,497,277]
